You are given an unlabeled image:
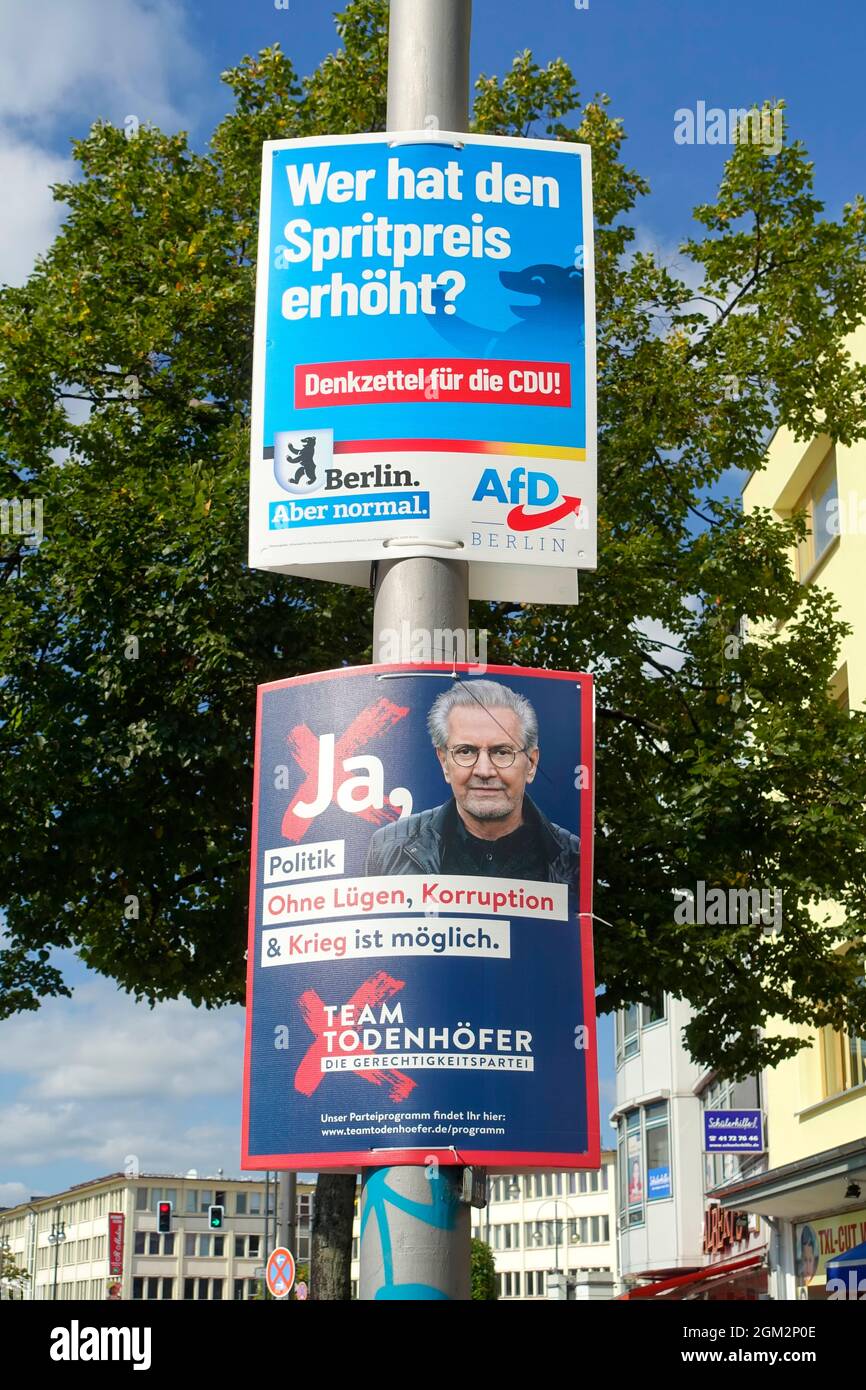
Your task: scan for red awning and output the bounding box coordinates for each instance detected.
[618,1253,764,1299]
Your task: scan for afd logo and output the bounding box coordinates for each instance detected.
[471,467,582,531]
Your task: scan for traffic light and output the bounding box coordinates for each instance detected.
[157,1201,172,1234]
[208,1204,224,1230]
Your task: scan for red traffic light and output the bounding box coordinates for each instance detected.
[157,1201,172,1234]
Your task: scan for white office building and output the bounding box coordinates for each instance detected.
[469,1155,618,1300]
[612,992,768,1301]
[0,1170,314,1301]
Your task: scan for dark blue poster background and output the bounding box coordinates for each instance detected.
[242,663,598,1171]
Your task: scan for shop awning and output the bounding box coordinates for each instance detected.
[712,1137,866,1221]
[827,1239,866,1283]
[618,1253,764,1300]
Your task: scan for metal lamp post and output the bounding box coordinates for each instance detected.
[533,1197,579,1298]
[47,1207,66,1301]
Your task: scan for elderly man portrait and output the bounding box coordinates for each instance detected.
[364,679,579,887]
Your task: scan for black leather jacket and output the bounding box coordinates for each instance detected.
[364,795,580,885]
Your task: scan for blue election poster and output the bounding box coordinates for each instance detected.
[242,663,598,1170]
[249,132,595,602]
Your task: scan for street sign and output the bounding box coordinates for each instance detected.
[295,1281,308,1301]
[704,1109,765,1153]
[266,1247,296,1299]
[242,662,599,1171]
[249,132,595,603]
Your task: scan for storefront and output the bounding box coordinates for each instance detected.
[617,1203,768,1300]
[715,1137,866,1301]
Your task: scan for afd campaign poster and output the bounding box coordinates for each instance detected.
[249,132,595,604]
[242,663,598,1171]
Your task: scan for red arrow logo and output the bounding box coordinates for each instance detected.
[506,495,582,531]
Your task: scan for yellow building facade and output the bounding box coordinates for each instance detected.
[719,326,866,1299]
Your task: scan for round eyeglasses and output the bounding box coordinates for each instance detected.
[446,744,529,769]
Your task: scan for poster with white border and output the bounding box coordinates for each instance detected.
[249,131,595,604]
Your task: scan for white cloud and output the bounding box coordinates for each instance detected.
[0,1098,242,1174]
[0,982,245,1101]
[0,136,72,287]
[0,1178,30,1205]
[0,0,204,289]
[0,0,201,132]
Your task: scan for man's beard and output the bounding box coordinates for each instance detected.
[462,787,515,820]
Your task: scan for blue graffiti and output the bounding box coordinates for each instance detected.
[360,1170,459,1300]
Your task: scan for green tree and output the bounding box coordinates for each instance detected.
[471,1237,497,1300]
[1,1245,30,1299]
[2,0,866,1295]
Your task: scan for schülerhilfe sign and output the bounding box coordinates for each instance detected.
[249,133,595,604]
[704,1110,765,1153]
[241,663,599,1170]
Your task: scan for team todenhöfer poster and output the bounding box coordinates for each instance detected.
[242,663,599,1171]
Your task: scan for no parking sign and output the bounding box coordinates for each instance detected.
[266,1247,296,1299]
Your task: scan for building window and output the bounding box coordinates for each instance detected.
[234,1279,245,1301]
[646,1102,672,1202]
[298,1236,310,1259]
[235,1193,248,1217]
[185,1191,198,1215]
[248,1235,260,1258]
[212,1279,223,1301]
[148,1233,160,1256]
[616,1003,640,1066]
[642,992,666,1027]
[795,445,838,580]
[618,1109,644,1226]
[132,1278,144,1300]
[525,1270,546,1297]
[214,1236,224,1258]
[183,1278,195,1300]
[199,1235,211,1258]
[134,1232,146,1256]
[162,1278,173,1300]
[499,1270,521,1297]
[135,1188,148,1212]
[702,1077,744,1191]
[198,1191,213,1214]
[163,1234,175,1257]
[234,1236,244,1258]
[822,1016,866,1097]
[249,1192,262,1216]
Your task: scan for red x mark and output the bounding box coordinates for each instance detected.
[294,971,416,1103]
[281,698,410,842]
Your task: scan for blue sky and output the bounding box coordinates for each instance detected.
[1,0,863,1204]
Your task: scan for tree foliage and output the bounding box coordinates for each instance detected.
[1,1245,30,1297]
[470,1237,497,1300]
[2,1,866,1089]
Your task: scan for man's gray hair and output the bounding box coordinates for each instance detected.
[427,680,539,751]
